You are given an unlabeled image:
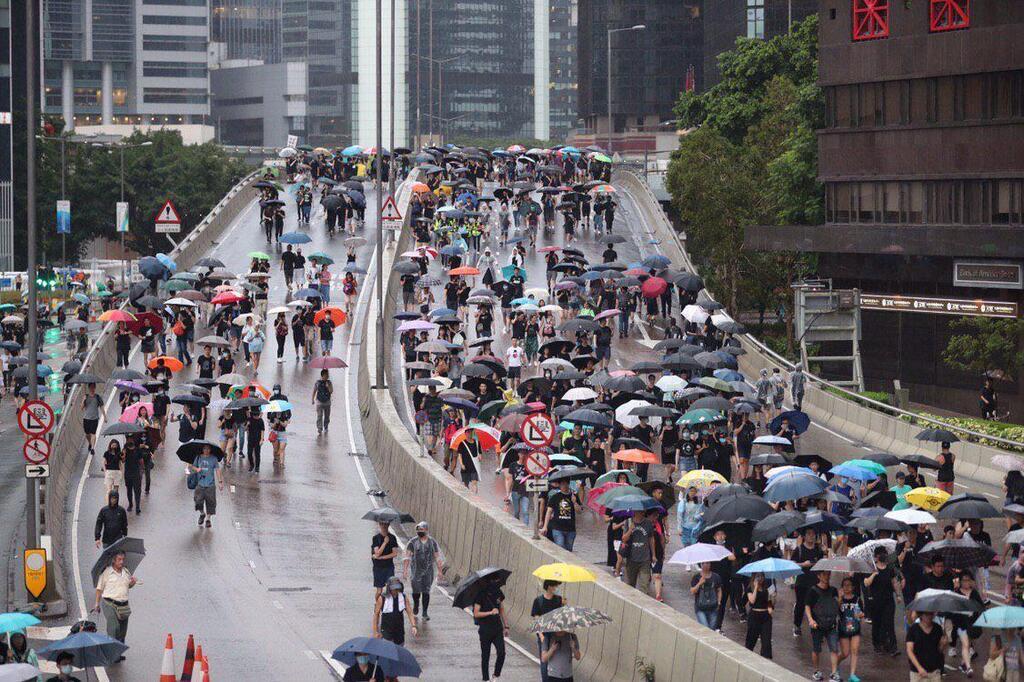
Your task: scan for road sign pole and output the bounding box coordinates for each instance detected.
[24,0,40,558]
[532,491,541,540]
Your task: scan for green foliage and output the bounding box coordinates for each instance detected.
[826,386,893,406]
[942,318,1024,381]
[634,657,656,682]
[907,412,1024,453]
[29,130,250,267]
[667,15,822,353]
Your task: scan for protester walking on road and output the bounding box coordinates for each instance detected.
[745,572,774,658]
[805,570,842,682]
[94,490,128,549]
[691,561,723,631]
[188,442,224,527]
[541,630,581,682]
[621,511,655,595]
[403,521,444,621]
[907,611,946,682]
[532,581,564,682]
[92,550,136,650]
[102,440,123,495]
[81,383,104,454]
[372,520,400,597]
[313,369,333,435]
[473,577,509,682]
[373,576,417,645]
[791,365,806,411]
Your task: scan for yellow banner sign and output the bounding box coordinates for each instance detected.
[24,549,46,599]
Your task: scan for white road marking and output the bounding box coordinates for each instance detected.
[229,484,236,494]
[273,600,284,610]
[320,650,348,677]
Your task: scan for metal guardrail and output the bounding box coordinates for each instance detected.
[614,168,1024,451]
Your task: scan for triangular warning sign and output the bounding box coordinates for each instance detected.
[380,196,403,221]
[155,200,181,224]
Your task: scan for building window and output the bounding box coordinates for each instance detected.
[852,0,889,41]
[746,0,765,39]
[929,0,969,32]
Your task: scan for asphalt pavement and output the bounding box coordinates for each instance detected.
[66,182,537,681]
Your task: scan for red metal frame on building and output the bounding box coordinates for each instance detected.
[852,0,890,41]
[929,0,969,32]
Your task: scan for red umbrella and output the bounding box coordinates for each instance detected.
[641,276,668,298]
[310,356,348,369]
[126,312,164,336]
[211,292,246,305]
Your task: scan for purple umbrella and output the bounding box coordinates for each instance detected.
[595,308,620,320]
[114,380,149,395]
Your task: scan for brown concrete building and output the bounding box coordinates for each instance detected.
[745,1,1024,416]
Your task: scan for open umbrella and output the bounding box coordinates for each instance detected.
[0,664,40,682]
[918,538,997,569]
[763,470,828,503]
[752,510,806,543]
[667,543,732,566]
[907,588,983,615]
[0,613,40,635]
[769,410,811,435]
[737,558,803,579]
[102,422,144,436]
[812,556,876,573]
[936,493,1000,519]
[331,637,421,679]
[975,606,1024,629]
[677,469,727,491]
[905,487,950,511]
[916,427,960,443]
[452,567,511,609]
[176,439,226,463]
[91,536,146,585]
[362,507,414,524]
[594,469,641,486]
[702,494,773,526]
[529,606,612,633]
[38,632,128,667]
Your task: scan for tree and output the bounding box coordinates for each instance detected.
[942,318,1024,381]
[24,129,250,268]
[667,15,822,352]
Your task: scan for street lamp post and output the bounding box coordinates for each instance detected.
[375,0,386,389]
[388,0,396,199]
[606,24,645,154]
[24,0,40,553]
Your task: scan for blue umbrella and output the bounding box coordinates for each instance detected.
[713,369,744,383]
[279,231,312,244]
[975,606,1024,629]
[737,558,803,579]
[711,350,739,370]
[347,190,366,208]
[456,192,478,207]
[580,271,605,281]
[38,631,128,667]
[71,292,91,305]
[442,397,479,415]
[511,297,534,306]
[642,254,671,270]
[342,145,364,156]
[155,253,177,273]
[429,307,457,318]
[769,410,811,435]
[501,264,525,280]
[801,510,847,533]
[0,612,40,634]
[293,288,323,299]
[763,471,828,503]
[830,461,879,481]
[332,636,422,678]
[439,245,465,256]
[506,236,526,245]
[137,256,169,281]
[607,494,662,513]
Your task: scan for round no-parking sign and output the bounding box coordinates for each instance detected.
[524,450,551,477]
[519,413,555,449]
[18,400,55,437]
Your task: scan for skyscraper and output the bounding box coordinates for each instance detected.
[211,0,281,64]
[41,0,211,130]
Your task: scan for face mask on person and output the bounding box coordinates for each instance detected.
[417,531,426,538]
[60,666,74,675]
[356,655,370,666]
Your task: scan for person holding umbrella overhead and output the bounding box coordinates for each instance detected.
[91,550,137,650]
[471,574,509,682]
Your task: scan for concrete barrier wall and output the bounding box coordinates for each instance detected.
[46,169,260,607]
[357,174,803,682]
[612,168,1010,488]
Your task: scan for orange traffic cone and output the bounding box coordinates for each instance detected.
[201,654,211,682]
[189,644,202,682]
[159,634,176,682]
[193,663,205,682]
[180,635,195,681]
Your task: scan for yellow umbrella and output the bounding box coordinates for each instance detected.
[532,563,597,583]
[905,486,950,512]
[677,469,727,490]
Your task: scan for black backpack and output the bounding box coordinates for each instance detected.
[70,620,97,634]
[810,586,840,631]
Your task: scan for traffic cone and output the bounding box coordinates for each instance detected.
[180,636,195,681]
[201,654,211,682]
[159,634,176,682]
[193,662,205,682]
[186,644,201,682]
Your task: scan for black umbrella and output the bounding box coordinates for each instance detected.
[630,361,663,374]
[900,453,941,469]
[362,507,414,524]
[558,318,599,334]
[907,588,984,614]
[176,439,226,463]
[135,295,165,309]
[552,369,587,381]
[563,408,612,428]
[630,405,677,418]
[452,567,511,609]
[65,373,105,385]
[604,375,645,393]
[792,454,833,472]
[111,368,147,382]
[61,359,82,374]
[861,453,901,467]
[915,427,960,443]
[172,393,207,406]
[690,396,731,412]
[703,494,773,527]
[102,422,145,436]
[612,437,648,451]
[90,536,146,586]
[226,397,269,409]
[674,273,704,292]
[661,353,702,371]
[752,510,806,543]
[194,257,225,269]
[856,489,898,509]
[935,493,1000,519]
[637,480,678,509]
[846,516,909,532]
[749,452,789,467]
[705,483,751,505]
[548,467,595,483]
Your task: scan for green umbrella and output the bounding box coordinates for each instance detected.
[698,376,734,393]
[170,272,199,281]
[595,469,641,486]
[248,251,271,261]
[308,252,334,264]
[591,153,612,163]
[595,484,646,506]
[165,279,190,292]
[477,400,507,422]
[529,606,612,633]
[0,303,15,312]
[845,458,887,475]
[678,408,726,426]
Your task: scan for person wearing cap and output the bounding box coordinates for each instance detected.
[373,577,417,645]
[403,521,444,621]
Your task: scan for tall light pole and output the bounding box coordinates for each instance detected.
[606,24,645,154]
[25,0,40,553]
[415,0,421,149]
[115,141,152,285]
[375,0,386,389]
[388,0,396,199]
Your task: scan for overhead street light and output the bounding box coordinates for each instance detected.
[607,24,646,154]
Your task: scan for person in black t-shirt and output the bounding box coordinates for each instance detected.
[792,529,825,635]
[907,611,946,680]
[473,583,508,682]
[531,579,564,679]
[543,480,577,552]
[864,546,902,654]
[196,346,216,379]
[371,521,399,595]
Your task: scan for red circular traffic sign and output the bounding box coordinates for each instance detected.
[524,450,551,477]
[23,437,51,464]
[18,400,55,436]
[519,413,555,448]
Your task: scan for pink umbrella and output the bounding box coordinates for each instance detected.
[397,320,438,332]
[120,401,154,423]
[595,308,620,320]
[641,276,668,298]
[586,482,626,514]
[608,369,636,377]
[310,356,348,369]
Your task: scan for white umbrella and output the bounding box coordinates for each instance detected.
[541,358,575,371]
[267,306,292,315]
[667,543,732,567]
[655,375,688,393]
[765,465,812,478]
[753,435,792,446]
[885,508,936,526]
[0,663,43,682]
[848,538,897,562]
[278,147,297,158]
[615,399,661,429]
[539,304,562,313]
[233,313,261,326]
[562,387,598,402]
[415,376,452,394]
[287,300,312,308]
[1005,529,1024,545]
[682,304,709,325]
[710,312,735,327]
[525,287,548,299]
[518,303,540,313]
[164,297,196,307]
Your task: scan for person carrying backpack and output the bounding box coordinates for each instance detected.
[805,570,842,682]
[691,561,723,630]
